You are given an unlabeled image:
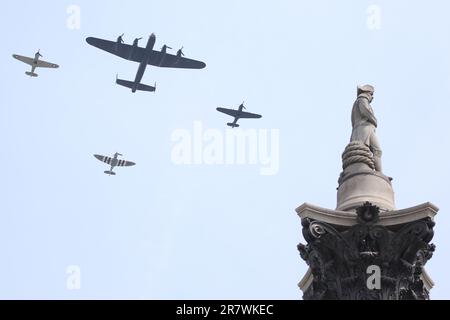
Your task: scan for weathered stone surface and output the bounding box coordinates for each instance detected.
[350,85,382,172]
[296,85,439,300]
[337,140,395,212]
[297,202,438,227]
[297,202,437,300]
[336,167,395,212]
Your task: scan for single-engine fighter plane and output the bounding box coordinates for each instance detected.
[12,50,59,77]
[86,33,206,93]
[216,102,262,128]
[93,152,136,175]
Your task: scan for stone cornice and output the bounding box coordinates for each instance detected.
[296,202,439,227]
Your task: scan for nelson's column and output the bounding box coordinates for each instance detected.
[296,85,438,300]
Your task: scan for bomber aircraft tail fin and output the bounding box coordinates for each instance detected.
[116,77,156,93]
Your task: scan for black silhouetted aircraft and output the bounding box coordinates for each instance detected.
[86,33,206,93]
[216,103,262,128]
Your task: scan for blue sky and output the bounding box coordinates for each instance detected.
[1,0,449,299]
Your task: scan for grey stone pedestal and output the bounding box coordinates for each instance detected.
[337,163,395,212]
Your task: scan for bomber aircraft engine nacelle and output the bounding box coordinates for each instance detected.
[129,37,142,59]
[116,33,124,44]
[115,33,125,52]
[161,44,171,54]
[132,37,142,47]
[159,44,172,66]
[176,47,184,59]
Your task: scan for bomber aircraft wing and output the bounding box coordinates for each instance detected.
[147,51,206,69]
[86,37,146,62]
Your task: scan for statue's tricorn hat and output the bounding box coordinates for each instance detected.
[357,84,375,94]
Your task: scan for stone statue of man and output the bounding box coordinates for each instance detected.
[350,84,382,172]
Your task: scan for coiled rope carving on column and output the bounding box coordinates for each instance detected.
[342,141,375,170]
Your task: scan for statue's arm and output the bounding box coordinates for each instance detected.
[358,99,378,127]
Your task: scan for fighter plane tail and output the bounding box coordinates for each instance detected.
[227,122,240,128]
[25,71,38,77]
[104,170,116,175]
[116,78,156,92]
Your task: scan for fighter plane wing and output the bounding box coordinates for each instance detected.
[86,37,206,69]
[12,54,34,65]
[238,111,262,119]
[94,154,113,165]
[216,108,262,119]
[148,51,206,69]
[116,159,136,167]
[12,54,59,68]
[36,60,59,68]
[216,107,239,117]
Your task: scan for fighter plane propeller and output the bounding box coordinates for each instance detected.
[216,102,262,128]
[86,33,206,93]
[12,49,59,77]
[94,152,136,176]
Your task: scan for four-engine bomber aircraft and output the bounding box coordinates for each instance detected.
[86,33,206,93]
[12,50,59,77]
[94,152,136,175]
[216,103,262,128]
